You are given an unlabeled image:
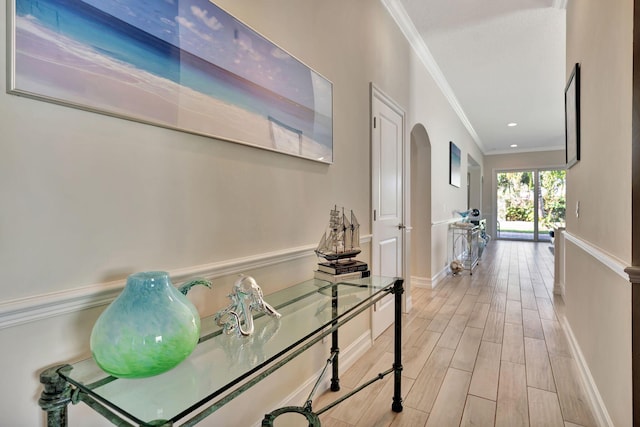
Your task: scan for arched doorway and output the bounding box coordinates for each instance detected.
[410,124,432,287]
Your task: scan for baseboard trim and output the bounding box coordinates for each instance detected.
[561,315,614,427]
[0,237,373,330]
[412,269,448,290]
[431,266,449,289]
[411,267,449,289]
[252,331,372,426]
[411,276,430,288]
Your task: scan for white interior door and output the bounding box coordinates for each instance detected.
[371,85,405,339]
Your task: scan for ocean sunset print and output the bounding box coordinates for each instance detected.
[11,0,333,162]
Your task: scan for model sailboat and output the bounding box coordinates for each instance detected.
[315,206,361,262]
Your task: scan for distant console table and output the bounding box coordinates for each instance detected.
[39,276,404,426]
[449,222,481,274]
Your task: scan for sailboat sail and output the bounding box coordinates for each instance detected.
[351,211,360,248]
[315,205,361,261]
[343,213,352,250]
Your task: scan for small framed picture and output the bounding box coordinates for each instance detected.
[449,141,461,187]
[565,63,580,168]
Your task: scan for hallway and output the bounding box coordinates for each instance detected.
[318,240,597,426]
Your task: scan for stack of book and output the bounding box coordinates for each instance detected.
[314,260,370,282]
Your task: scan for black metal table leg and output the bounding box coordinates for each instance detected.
[39,365,72,427]
[330,283,340,391]
[392,278,404,413]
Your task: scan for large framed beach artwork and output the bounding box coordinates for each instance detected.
[8,0,333,163]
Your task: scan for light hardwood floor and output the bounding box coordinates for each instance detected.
[316,240,596,427]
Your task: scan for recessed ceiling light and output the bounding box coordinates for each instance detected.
[510,144,518,148]
[507,122,518,127]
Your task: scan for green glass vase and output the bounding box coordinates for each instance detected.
[90,271,211,379]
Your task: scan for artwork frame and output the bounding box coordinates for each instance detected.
[565,63,580,169]
[8,0,333,164]
[449,141,461,188]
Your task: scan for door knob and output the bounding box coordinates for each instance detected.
[397,224,406,230]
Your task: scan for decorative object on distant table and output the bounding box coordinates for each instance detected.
[315,206,361,262]
[450,259,464,275]
[214,275,281,337]
[454,208,480,222]
[90,271,211,379]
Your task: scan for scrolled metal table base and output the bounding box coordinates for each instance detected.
[261,406,321,427]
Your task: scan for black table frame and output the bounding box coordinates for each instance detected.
[39,278,404,426]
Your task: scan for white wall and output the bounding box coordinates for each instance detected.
[564,239,631,427]
[407,54,485,281]
[410,125,432,282]
[0,0,480,425]
[564,0,633,425]
[468,161,482,211]
[565,0,633,261]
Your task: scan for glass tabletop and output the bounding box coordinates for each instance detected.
[61,276,398,425]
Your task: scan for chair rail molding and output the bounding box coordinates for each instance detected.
[625,264,640,427]
[0,236,372,330]
[625,266,640,283]
[564,232,628,280]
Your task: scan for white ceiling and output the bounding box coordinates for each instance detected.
[385,0,567,155]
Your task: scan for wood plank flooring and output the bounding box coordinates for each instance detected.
[316,240,596,427]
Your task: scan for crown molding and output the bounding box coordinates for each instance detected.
[380,0,486,153]
[552,0,569,10]
[484,144,565,156]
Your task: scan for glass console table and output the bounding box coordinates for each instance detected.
[449,223,481,274]
[39,276,404,426]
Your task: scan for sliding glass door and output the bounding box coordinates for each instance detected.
[496,171,536,240]
[537,170,566,241]
[496,169,565,242]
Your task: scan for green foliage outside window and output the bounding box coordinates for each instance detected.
[539,170,566,228]
[505,205,534,222]
[497,169,566,228]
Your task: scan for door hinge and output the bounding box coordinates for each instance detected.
[374,209,377,221]
[373,117,377,128]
